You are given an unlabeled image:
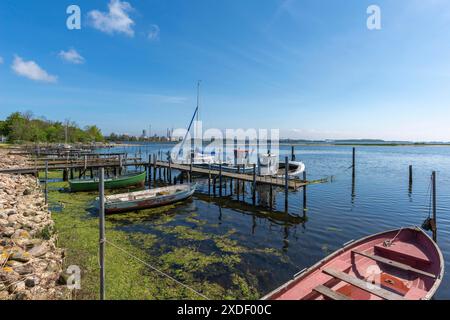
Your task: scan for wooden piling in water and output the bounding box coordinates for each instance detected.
[219,163,223,197]
[252,164,256,205]
[291,146,296,161]
[409,165,413,186]
[303,171,307,215]
[285,156,289,211]
[147,154,152,188]
[352,147,356,178]
[208,165,211,195]
[432,171,437,242]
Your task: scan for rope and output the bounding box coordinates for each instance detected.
[104,239,209,300]
[383,227,404,247]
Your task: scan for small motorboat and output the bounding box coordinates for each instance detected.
[101,183,197,214]
[276,161,306,178]
[258,153,306,178]
[262,227,444,300]
[69,171,146,192]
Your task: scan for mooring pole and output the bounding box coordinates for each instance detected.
[219,163,223,197]
[208,165,211,195]
[99,168,106,300]
[237,166,240,199]
[291,146,296,161]
[119,155,123,175]
[148,154,152,188]
[352,147,356,179]
[432,171,437,242]
[409,165,413,186]
[303,171,307,215]
[285,156,289,212]
[153,155,157,186]
[230,176,233,196]
[44,161,48,205]
[252,164,257,206]
[168,159,172,185]
[269,184,273,211]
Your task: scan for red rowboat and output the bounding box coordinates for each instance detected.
[262,227,444,300]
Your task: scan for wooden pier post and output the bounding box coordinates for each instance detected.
[252,164,256,206]
[99,168,106,300]
[168,158,172,184]
[44,161,48,205]
[219,163,223,197]
[269,184,273,211]
[153,155,157,186]
[352,147,356,179]
[409,165,413,186]
[432,171,437,242]
[229,176,233,195]
[148,154,152,186]
[208,165,211,195]
[119,155,123,175]
[291,146,296,161]
[303,171,307,215]
[285,156,289,212]
[236,166,240,199]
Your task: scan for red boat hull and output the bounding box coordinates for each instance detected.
[263,227,444,300]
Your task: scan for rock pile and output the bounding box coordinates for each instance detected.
[1,150,69,300]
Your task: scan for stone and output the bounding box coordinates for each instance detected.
[9,281,26,294]
[28,244,49,258]
[23,188,32,196]
[8,248,31,263]
[13,263,33,275]
[1,227,15,237]
[11,229,31,240]
[25,276,37,288]
[0,251,8,265]
[7,214,19,223]
[0,219,9,227]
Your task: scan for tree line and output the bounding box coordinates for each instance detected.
[0,112,104,143]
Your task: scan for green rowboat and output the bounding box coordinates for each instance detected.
[69,171,146,192]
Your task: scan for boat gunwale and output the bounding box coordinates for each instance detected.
[104,183,197,204]
[261,226,444,300]
[69,171,146,185]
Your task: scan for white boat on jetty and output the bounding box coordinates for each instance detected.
[101,183,197,214]
[258,153,306,178]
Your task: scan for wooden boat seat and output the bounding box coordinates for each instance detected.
[322,268,406,300]
[313,285,352,300]
[374,243,431,267]
[352,250,436,279]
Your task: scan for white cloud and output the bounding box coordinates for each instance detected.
[147,24,160,41]
[11,55,57,83]
[88,0,135,37]
[59,48,85,64]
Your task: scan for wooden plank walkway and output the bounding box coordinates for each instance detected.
[0,160,326,189]
[155,161,308,189]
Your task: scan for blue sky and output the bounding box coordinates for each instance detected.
[1,0,450,141]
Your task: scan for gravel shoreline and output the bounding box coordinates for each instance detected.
[1,149,69,300]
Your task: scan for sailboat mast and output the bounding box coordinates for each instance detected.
[196,80,201,122]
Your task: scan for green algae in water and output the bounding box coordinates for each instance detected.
[46,176,270,300]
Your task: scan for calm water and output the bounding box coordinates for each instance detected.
[99,143,450,299]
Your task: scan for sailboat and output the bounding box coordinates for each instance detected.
[176,81,218,165]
